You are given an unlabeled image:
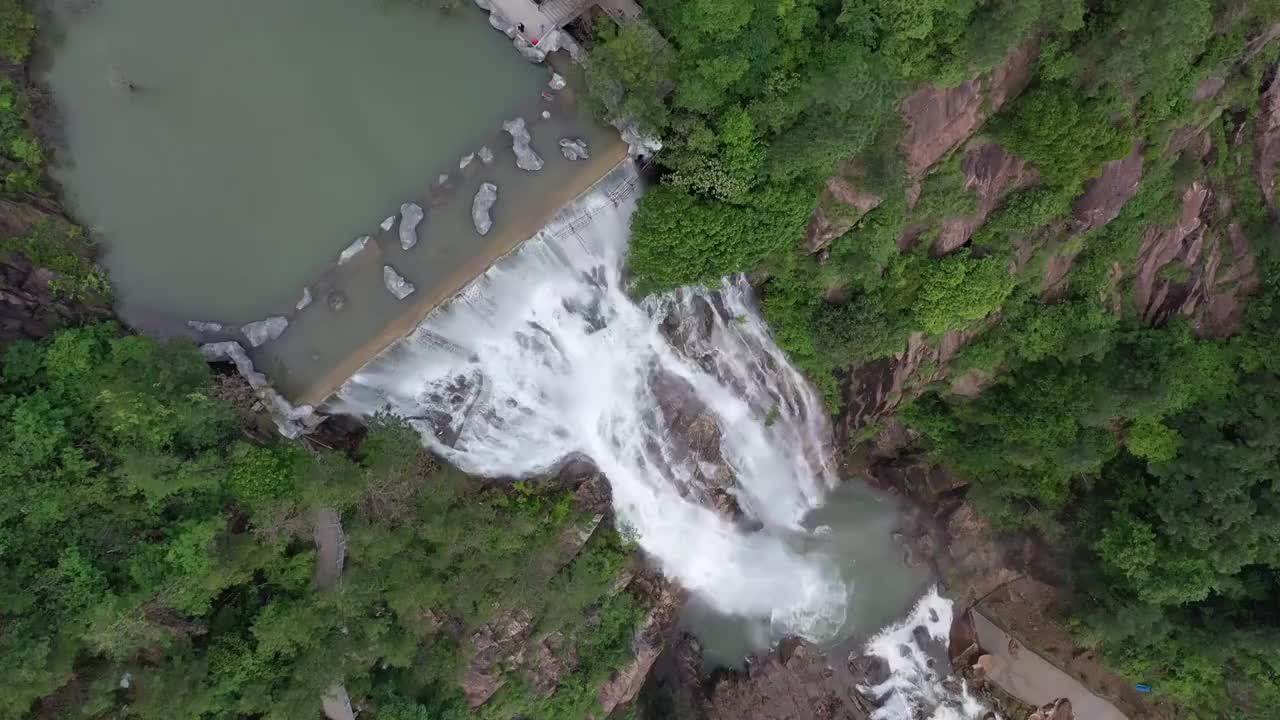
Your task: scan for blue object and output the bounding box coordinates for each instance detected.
[1135,683,1153,693]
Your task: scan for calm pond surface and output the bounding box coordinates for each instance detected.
[682,480,933,668]
[41,0,545,326]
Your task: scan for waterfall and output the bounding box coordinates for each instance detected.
[331,160,846,638]
[329,160,988,718]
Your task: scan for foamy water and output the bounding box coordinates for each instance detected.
[329,160,990,717]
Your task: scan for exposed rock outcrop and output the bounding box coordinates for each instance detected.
[383,265,415,300]
[463,612,534,707]
[1134,183,1259,336]
[337,235,369,265]
[900,40,1039,179]
[398,202,424,250]
[186,319,223,335]
[479,145,495,164]
[933,142,1037,255]
[1029,698,1075,720]
[803,175,883,254]
[1257,71,1280,214]
[559,137,590,161]
[199,341,320,438]
[241,316,288,347]
[503,117,544,171]
[472,182,497,236]
[696,639,876,720]
[1,249,110,342]
[597,580,686,715]
[840,329,979,441]
[1072,142,1145,232]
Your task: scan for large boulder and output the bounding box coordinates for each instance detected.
[472,182,498,236]
[383,265,415,300]
[241,316,288,347]
[398,202,424,250]
[186,320,224,334]
[503,117,544,171]
[337,235,369,264]
[559,138,590,161]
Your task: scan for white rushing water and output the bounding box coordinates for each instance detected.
[864,587,990,720]
[332,161,847,638]
[330,160,988,718]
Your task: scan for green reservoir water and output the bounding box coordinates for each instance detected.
[42,0,544,326]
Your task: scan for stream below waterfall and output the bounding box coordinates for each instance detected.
[330,160,990,719]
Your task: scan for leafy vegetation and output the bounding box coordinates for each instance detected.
[0,325,645,719]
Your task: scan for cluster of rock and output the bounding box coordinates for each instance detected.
[472,182,498,236]
[198,341,320,438]
[383,265,415,300]
[503,117,544,171]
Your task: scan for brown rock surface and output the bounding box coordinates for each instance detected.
[1,249,111,342]
[1133,184,1258,335]
[702,640,875,720]
[933,143,1037,255]
[901,40,1038,178]
[839,328,980,443]
[1072,142,1145,232]
[1257,71,1280,213]
[804,176,883,254]
[462,611,534,706]
[598,579,685,715]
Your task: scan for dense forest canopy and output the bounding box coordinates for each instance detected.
[0,324,645,720]
[588,0,1280,715]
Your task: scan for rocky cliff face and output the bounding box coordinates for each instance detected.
[1,246,110,341]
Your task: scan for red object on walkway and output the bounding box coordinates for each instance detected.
[531,38,539,45]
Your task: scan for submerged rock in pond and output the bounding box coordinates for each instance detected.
[200,341,321,439]
[478,146,494,164]
[559,138,590,161]
[399,202,424,250]
[460,153,475,170]
[187,320,223,334]
[241,316,288,347]
[473,182,498,236]
[295,287,312,311]
[384,265,415,300]
[549,72,566,90]
[338,235,369,265]
[327,291,347,312]
[502,117,543,171]
[380,215,395,232]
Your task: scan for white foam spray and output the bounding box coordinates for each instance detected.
[863,587,991,720]
[331,161,846,638]
[329,161,991,718]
